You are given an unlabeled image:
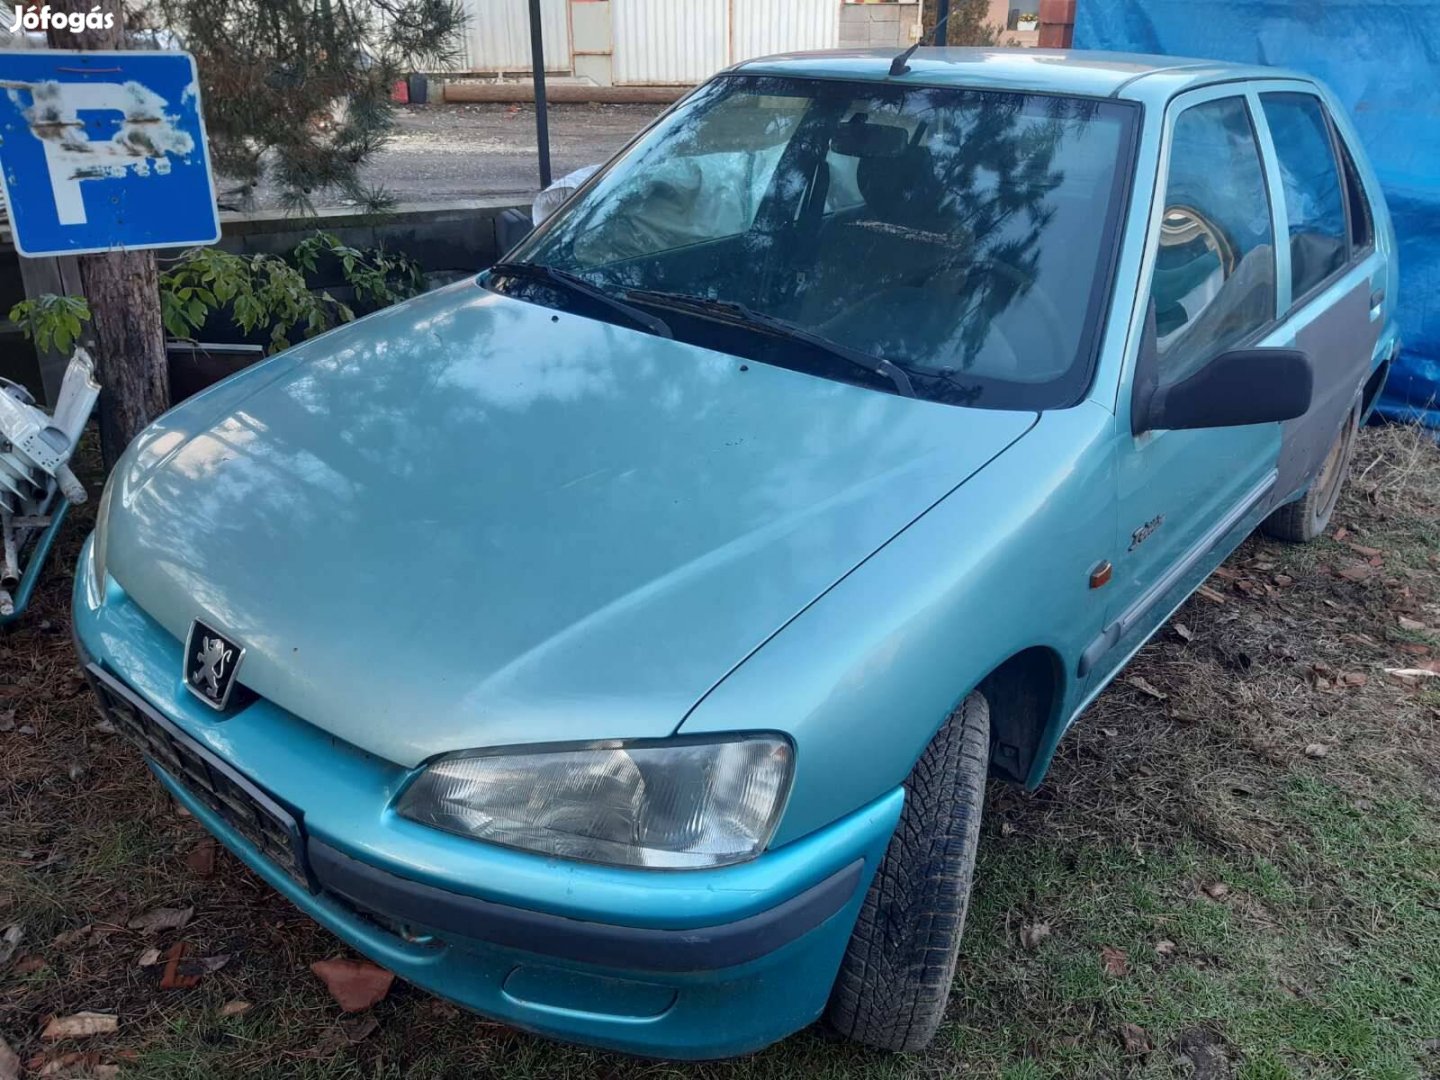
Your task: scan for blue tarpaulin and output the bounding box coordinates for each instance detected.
[1075,0,1440,428]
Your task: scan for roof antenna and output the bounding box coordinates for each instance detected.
[889,6,956,77]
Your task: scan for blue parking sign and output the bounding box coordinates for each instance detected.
[0,50,220,257]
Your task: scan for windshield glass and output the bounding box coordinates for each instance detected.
[507,75,1137,409]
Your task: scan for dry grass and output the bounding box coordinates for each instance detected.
[2,424,1438,1079]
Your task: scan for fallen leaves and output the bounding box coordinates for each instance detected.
[50,924,116,950]
[41,1013,118,1041]
[1201,881,1231,900]
[31,1052,121,1078]
[185,838,218,878]
[1335,563,1375,582]
[218,1000,252,1019]
[1304,743,1331,759]
[1398,615,1428,631]
[157,942,230,990]
[1127,676,1167,701]
[0,925,22,967]
[1172,622,1195,643]
[127,906,193,936]
[1155,939,1177,957]
[1384,666,1440,684]
[1118,1021,1152,1055]
[302,1015,379,1057]
[1019,922,1052,951]
[310,957,395,1013]
[1100,945,1129,977]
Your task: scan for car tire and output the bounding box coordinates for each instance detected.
[1261,400,1360,543]
[825,690,990,1052]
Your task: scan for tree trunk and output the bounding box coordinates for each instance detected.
[47,0,171,469]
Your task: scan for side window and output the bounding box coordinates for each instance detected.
[1335,132,1374,251]
[1151,97,1276,382]
[1259,92,1349,299]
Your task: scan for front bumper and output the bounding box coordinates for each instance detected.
[73,539,902,1059]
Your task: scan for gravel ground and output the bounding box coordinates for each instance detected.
[225,102,667,210]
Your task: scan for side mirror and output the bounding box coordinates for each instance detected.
[1140,347,1314,432]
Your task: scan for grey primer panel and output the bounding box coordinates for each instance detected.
[1275,281,1378,503]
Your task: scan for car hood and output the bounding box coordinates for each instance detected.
[106,282,1037,767]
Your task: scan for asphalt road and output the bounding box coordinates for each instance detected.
[229,102,667,209]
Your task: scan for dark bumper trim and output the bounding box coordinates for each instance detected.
[308,839,863,974]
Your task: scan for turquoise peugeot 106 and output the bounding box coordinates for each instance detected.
[75,48,1397,1057]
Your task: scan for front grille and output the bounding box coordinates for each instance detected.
[85,663,314,890]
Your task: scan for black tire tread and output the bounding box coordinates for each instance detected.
[824,692,990,1052]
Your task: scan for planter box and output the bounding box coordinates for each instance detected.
[1017,18,1039,31]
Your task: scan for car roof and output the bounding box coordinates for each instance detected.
[727,48,1314,106]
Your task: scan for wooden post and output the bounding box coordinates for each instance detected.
[45,0,171,469]
[1038,0,1076,48]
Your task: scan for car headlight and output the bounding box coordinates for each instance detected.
[88,471,117,601]
[396,735,793,869]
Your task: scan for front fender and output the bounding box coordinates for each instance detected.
[681,402,1119,846]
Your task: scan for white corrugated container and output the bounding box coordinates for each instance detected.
[612,0,728,85]
[731,0,839,63]
[458,0,572,73]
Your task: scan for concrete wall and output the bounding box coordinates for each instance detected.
[839,2,923,49]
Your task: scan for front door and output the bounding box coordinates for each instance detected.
[1088,88,1286,685]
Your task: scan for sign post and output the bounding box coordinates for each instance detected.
[0,42,220,466]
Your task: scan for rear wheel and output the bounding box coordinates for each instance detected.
[825,691,990,1052]
[1262,400,1360,543]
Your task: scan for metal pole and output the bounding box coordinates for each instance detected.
[933,0,951,45]
[528,0,553,189]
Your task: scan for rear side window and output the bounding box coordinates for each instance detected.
[1151,96,1276,382]
[1336,133,1374,251]
[1259,92,1348,299]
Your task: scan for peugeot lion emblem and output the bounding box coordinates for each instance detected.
[184,619,246,710]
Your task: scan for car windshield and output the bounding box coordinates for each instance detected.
[503,75,1137,409]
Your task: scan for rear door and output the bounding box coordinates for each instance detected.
[1251,83,1387,503]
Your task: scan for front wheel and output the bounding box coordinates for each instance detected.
[825,691,990,1052]
[1261,400,1360,543]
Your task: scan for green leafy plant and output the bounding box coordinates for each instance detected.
[15,233,425,362]
[160,247,345,354]
[7,293,92,355]
[159,233,424,354]
[291,232,425,308]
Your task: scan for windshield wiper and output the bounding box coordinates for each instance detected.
[488,262,673,339]
[623,289,915,398]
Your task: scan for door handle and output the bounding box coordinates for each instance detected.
[1370,288,1386,308]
